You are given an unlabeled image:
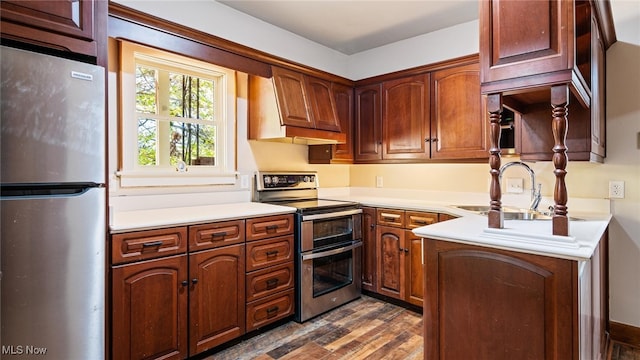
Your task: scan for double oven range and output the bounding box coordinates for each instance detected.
[254,171,362,322]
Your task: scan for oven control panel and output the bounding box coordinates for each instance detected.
[255,172,318,190]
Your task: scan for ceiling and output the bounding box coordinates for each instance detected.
[216,1,479,55]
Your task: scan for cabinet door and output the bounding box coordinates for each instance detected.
[376,225,405,300]
[355,83,383,161]
[590,15,606,161]
[189,244,245,354]
[0,0,99,58]
[382,74,431,160]
[271,66,314,128]
[405,230,424,307]
[305,76,341,132]
[112,255,188,360]
[431,63,488,159]
[424,239,575,360]
[361,207,377,292]
[331,83,355,161]
[480,0,572,85]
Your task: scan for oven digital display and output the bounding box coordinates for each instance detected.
[262,174,315,188]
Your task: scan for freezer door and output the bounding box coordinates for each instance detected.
[1,188,105,359]
[1,45,105,184]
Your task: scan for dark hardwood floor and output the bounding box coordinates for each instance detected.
[205,295,639,360]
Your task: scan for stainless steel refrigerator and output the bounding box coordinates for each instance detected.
[1,45,105,359]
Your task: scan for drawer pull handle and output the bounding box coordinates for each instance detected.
[266,306,279,318]
[381,213,401,220]
[211,231,227,239]
[142,241,163,248]
[266,250,279,258]
[266,278,279,289]
[266,225,279,232]
[412,217,435,225]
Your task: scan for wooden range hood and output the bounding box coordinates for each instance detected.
[248,67,347,145]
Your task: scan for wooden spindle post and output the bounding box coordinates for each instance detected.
[487,93,503,229]
[551,85,569,236]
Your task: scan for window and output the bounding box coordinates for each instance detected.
[117,41,237,187]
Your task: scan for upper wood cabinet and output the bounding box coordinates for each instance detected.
[355,83,383,162]
[308,82,355,164]
[354,58,488,163]
[271,66,341,131]
[249,67,346,144]
[480,0,577,91]
[0,0,103,59]
[431,63,488,160]
[382,74,431,160]
[271,67,314,128]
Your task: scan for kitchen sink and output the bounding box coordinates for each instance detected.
[453,205,583,221]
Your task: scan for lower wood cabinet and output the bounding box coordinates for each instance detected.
[423,237,608,360]
[189,244,245,354]
[361,207,377,291]
[111,214,294,360]
[112,254,188,360]
[372,208,441,307]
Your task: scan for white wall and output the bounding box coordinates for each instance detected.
[112,0,640,328]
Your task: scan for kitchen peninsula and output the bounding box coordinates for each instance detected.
[320,186,611,360]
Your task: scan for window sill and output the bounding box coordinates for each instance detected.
[116,170,237,188]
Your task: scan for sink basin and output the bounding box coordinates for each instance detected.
[453,205,583,221]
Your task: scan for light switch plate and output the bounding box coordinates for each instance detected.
[506,177,524,194]
[240,175,250,189]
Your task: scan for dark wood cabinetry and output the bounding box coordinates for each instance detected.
[245,214,295,332]
[308,83,355,163]
[372,208,439,307]
[430,63,488,159]
[189,244,245,354]
[382,74,431,160]
[480,0,616,235]
[376,224,405,299]
[0,0,104,60]
[355,83,383,161]
[423,236,608,360]
[112,254,188,360]
[111,214,294,359]
[354,57,488,163]
[361,207,377,292]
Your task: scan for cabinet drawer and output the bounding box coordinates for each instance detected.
[111,227,187,265]
[405,211,438,229]
[189,220,245,252]
[246,215,294,242]
[376,208,405,227]
[246,235,294,272]
[246,289,294,332]
[246,262,294,303]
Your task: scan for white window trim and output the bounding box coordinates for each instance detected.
[116,40,237,187]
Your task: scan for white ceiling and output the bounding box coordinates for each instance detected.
[216,0,479,55]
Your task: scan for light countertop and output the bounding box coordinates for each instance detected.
[319,189,611,261]
[110,202,297,233]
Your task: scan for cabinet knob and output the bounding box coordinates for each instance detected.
[404,248,409,253]
[425,138,438,143]
[181,280,189,286]
[191,278,198,284]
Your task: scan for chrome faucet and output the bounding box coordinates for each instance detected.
[499,161,542,212]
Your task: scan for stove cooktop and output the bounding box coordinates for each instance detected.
[269,198,359,214]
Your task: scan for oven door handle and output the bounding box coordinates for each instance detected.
[301,241,362,261]
[301,208,362,221]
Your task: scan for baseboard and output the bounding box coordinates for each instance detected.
[610,321,640,347]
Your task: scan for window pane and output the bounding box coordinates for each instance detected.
[137,118,157,166]
[169,73,215,121]
[169,121,216,166]
[135,65,157,114]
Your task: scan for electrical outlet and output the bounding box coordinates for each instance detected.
[505,177,524,194]
[609,180,625,199]
[376,176,383,188]
[240,175,249,189]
